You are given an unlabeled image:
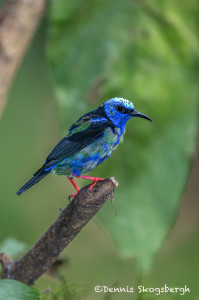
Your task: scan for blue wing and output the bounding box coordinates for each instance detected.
[35,115,110,174]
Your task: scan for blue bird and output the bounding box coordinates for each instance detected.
[17,98,152,198]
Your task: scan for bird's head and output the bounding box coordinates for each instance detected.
[103,97,152,131]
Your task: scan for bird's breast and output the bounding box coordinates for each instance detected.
[51,126,124,176]
[101,126,123,155]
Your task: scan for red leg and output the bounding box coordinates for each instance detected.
[73,174,104,191]
[67,177,80,199]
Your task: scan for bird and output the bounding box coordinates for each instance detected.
[17,97,152,198]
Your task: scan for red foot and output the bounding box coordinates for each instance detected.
[67,177,80,200]
[68,191,78,201]
[73,174,104,191]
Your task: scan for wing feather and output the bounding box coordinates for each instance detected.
[42,115,109,171]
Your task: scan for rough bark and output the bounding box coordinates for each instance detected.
[0,178,118,285]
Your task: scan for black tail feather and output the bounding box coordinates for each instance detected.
[17,171,49,196]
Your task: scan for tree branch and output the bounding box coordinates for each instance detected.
[0,0,48,119]
[0,178,118,285]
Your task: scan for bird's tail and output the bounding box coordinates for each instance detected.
[16,171,49,196]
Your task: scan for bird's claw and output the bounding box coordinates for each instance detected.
[89,179,103,191]
[68,178,104,200]
[86,188,91,195]
[86,181,97,195]
[68,192,78,202]
[88,182,96,191]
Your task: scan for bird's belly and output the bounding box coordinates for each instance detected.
[52,127,122,176]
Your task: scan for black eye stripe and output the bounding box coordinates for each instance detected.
[117,105,123,112]
[116,105,129,114]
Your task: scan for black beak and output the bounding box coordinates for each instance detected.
[131,110,152,122]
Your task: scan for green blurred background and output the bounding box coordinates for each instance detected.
[0,0,199,299]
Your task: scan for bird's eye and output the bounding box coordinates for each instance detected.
[116,105,125,113]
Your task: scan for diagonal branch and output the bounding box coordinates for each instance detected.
[0,177,118,285]
[0,0,48,119]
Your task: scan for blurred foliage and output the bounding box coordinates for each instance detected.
[0,237,27,259]
[47,0,199,269]
[41,275,88,300]
[0,279,41,300]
